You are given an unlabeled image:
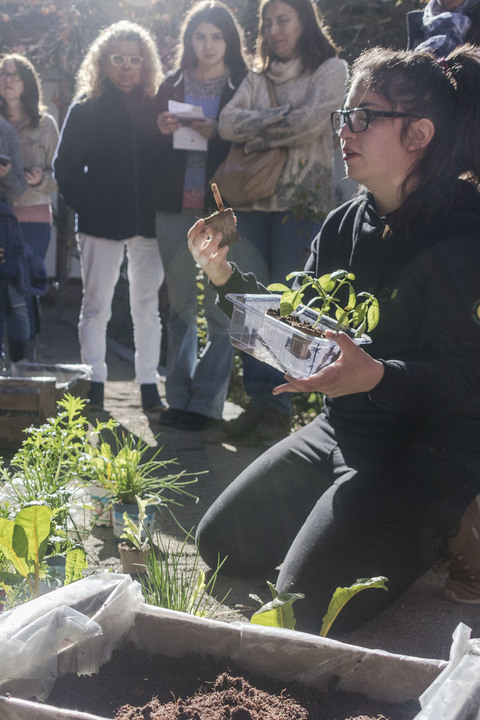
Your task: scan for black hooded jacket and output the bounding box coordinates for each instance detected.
[217,180,480,452]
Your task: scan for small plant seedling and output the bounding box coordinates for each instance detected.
[250,580,304,630]
[268,269,380,338]
[250,576,388,637]
[120,495,150,552]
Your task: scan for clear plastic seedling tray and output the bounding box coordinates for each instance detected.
[227,294,371,379]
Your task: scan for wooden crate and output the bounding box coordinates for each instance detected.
[0,364,90,448]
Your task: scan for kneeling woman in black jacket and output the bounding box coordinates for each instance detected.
[188,45,480,633]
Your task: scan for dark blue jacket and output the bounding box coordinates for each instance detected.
[54,80,161,240]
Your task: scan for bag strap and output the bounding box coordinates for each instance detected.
[265,76,279,108]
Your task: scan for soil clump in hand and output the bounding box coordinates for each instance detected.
[204,182,240,247]
[204,207,239,247]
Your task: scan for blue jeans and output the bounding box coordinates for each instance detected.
[234,210,323,416]
[19,223,51,340]
[0,278,30,353]
[19,222,51,260]
[156,210,241,419]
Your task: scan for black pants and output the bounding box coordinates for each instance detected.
[196,414,480,634]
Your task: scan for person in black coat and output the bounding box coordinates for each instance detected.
[54,21,165,412]
[188,45,480,633]
[155,0,248,431]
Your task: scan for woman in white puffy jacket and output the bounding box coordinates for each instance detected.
[217,0,347,442]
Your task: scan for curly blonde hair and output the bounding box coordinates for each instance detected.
[75,20,162,100]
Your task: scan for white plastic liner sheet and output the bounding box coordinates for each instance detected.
[416,622,480,720]
[0,573,142,702]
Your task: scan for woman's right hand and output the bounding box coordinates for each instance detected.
[157,111,181,135]
[188,218,233,287]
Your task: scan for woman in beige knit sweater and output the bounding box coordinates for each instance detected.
[217,0,347,442]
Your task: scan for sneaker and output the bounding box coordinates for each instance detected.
[221,404,264,438]
[176,411,222,431]
[443,579,480,605]
[256,408,291,442]
[141,383,166,412]
[442,494,480,605]
[88,381,104,411]
[158,408,188,427]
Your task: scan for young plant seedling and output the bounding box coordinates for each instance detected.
[250,576,388,637]
[120,495,150,552]
[268,269,380,338]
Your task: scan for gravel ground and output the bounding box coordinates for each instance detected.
[13,279,480,663]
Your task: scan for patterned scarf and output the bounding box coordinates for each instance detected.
[417,0,480,56]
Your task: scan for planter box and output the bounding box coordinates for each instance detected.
[0,574,478,719]
[0,363,90,448]
[227,294,370,378]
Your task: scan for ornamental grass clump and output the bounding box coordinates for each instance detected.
[86,428,199,510]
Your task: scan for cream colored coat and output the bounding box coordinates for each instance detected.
[11,113,59,211]
[218,57,348,213]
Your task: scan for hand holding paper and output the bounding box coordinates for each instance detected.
[168,100,207,151]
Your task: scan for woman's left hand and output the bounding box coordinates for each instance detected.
[25,166,43,185]
[191,118,218,140]
[273,330,385,398]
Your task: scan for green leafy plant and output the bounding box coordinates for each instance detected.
[250,576,388,637]
[0,504,87,608]
[250,580,304,630]
[268,269,380,338]
[140,529,230,618]
[0,395,116,552]
[86,429,199,509]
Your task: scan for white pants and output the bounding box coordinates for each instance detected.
[77,233,164,383]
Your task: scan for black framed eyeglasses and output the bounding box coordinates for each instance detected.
[0,70,22,82]
[330,108,422,135]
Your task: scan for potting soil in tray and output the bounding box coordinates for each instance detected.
[46,643,420,720]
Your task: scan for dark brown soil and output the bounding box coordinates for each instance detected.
[46,643,419,720]
[204,208,239,247]
[266,308,327,338]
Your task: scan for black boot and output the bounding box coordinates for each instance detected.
[8,339,27,363]
[141,383,165,412]
[88,381,104,410]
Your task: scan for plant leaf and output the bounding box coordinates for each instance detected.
[367,298,380,331]
[14,505,52,567]
[64,548,88,585]
[0,518,30,578]
[250,581,304,630]
[320,576,388,637]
